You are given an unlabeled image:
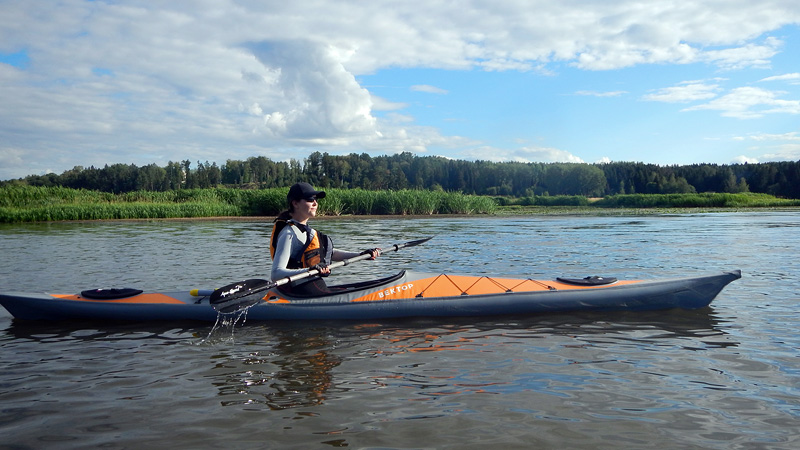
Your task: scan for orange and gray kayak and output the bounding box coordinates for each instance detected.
[0,269,741,322]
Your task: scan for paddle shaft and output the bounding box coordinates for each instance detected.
[274,250,375,288]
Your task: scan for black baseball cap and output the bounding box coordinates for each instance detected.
[287,182,326,202]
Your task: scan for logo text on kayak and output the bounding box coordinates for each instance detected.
[377,283,414,299]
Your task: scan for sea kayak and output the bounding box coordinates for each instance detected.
[0,269,741,322]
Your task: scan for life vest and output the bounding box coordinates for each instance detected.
[270,219,333,269]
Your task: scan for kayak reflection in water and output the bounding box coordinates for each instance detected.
[270,182,381,297]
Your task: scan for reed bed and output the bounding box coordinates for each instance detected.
[0,203,241,222]
[0,186,496,222]
[593,192,800,208]
[317,189,497,215]
[4,187,793,223]
[496,192,800,209]
[524,195,590,207]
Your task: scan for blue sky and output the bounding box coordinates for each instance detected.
[1,1,799,180]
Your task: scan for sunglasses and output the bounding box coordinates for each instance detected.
[302,197,318,203]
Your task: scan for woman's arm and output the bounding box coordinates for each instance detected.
[332,248,381,261]
[331,249,360,261]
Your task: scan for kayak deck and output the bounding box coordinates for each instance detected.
[0,270,742,322]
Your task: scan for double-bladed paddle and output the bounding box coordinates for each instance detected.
[210,236,433,314]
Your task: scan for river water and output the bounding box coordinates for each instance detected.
[0,212,798,449]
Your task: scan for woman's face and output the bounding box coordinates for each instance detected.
[291,196,318,221]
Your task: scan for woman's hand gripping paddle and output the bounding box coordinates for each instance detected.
[210,237,433,314]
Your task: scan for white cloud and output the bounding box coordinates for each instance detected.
[701,38,782,70]
[248,40,377,140]
[761,145,800,161]
[246,103,264,116]
[732,132,800,163]
[0,147,25,170]
[464,145,585,163]
[732,155,759,163]
[683,87,800,119]
[513,146,585,163]
[2,0,800,178]
[642,82,722,103]
[371,95,409,111]
[747,132,800,141]
[759,73,800,82]
[575,90,627,97]
[411,85,448,94]
[382,113,416,124]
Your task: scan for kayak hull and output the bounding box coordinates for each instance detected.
[0,270,742,322]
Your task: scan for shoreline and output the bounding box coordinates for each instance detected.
[12,206,798,224]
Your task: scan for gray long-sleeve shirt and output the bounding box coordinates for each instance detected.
[270,224,360,283]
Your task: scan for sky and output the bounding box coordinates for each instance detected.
[1,0,799,181]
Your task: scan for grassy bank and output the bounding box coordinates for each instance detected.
[0,186,497,222]
[497,192,800,208]
[592,192,800,208]
[1,187,797,223]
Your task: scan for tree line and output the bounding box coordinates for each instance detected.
[4,151,800,198]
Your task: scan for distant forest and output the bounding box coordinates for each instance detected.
[4,151,800,199]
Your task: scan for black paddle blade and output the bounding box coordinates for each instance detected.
[213,294,266,314]
[209,278,272,304]
[210,278,275,314]
[395,236,433,250]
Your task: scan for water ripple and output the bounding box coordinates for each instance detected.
[1,212,799,449]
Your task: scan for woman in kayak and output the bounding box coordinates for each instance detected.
[270,182,381,296]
